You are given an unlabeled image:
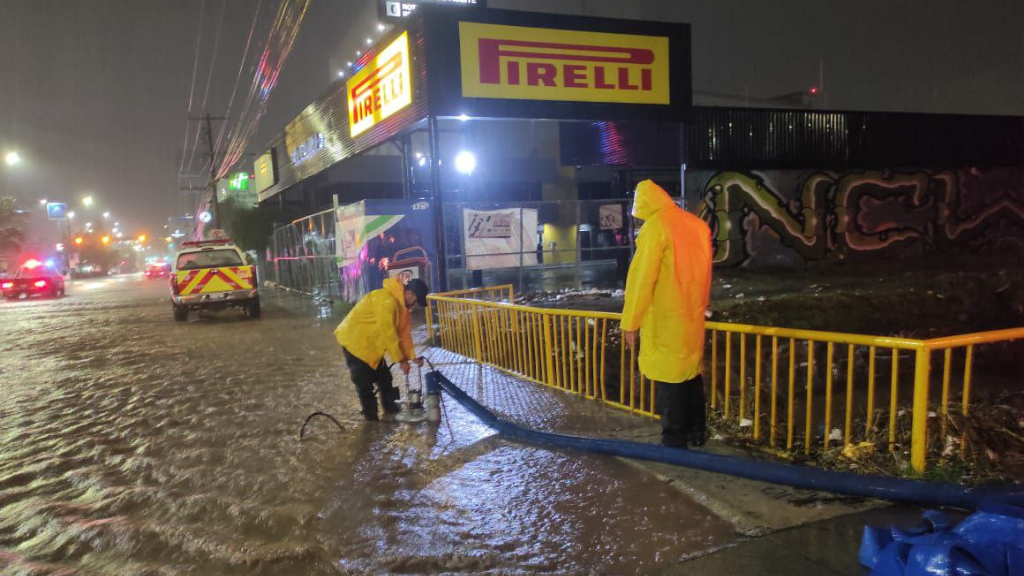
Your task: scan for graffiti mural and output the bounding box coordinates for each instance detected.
[691,168,1024,268]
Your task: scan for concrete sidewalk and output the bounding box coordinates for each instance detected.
[659,506,938,576]
[422,347,937,575]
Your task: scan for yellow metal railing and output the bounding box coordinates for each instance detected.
[426,285,514,345]
[428,287,1024,473]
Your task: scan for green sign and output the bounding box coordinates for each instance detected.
[229,172,251,191]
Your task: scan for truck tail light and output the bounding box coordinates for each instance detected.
[169,275,180,295]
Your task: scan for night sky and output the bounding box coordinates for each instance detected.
[1,0,1021,243]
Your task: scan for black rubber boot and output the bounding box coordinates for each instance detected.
[380,384,401,414]
[358,390,379,421]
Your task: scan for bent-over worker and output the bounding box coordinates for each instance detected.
[334,278,430,421]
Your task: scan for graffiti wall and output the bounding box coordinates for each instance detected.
[686,168,1024,269]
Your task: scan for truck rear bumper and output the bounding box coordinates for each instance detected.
[173,289,258,307]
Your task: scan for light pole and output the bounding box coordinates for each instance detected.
[2,151,21,198]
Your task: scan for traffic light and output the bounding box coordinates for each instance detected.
[101,235,110,245]
[74,237,84,245]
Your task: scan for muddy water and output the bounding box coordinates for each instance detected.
[0,276,733,575]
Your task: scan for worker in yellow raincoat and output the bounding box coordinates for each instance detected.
[621,180,712,448]
[335,278,430,421]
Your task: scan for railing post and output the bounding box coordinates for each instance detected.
[471,304,484,362]
[542,313,555,386]
[911,347,931,474]
[426,303,435,345]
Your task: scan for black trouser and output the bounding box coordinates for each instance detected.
[342,347,400,420]
[655,375,706,447]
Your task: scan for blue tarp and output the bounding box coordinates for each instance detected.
[860,505,1024,576]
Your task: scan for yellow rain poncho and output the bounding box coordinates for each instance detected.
[335,278,416,368]
[621,180,712,384]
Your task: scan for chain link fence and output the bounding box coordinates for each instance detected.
[271,198,646,299]
[269,208,339,299]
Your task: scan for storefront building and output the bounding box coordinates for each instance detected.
[259,6,691,297]
[257,5,1023,299]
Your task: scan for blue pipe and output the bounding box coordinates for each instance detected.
[426,370,1024,510]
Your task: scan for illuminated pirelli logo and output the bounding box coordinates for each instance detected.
[459,22,670,105]
[347,31,413,137]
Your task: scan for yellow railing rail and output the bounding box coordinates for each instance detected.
[426,285,514,343]
[428,287,1024,474]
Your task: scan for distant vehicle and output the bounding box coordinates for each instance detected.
[2,259,66,301]
[144,262,171,279]
[169,239,259,321]
[73,263,107,278]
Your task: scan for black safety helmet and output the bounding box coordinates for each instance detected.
[405,278,430,307]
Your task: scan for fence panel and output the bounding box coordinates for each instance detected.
[269,209,338,299]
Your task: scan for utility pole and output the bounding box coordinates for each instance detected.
[184,114,227,236]
[202,113,220,231]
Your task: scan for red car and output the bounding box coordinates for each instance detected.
[2,260,66,300]
[145,262,171,279]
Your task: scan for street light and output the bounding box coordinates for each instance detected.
[82,196,94,207]
[39,198,48,206]
[4,151,21,166]
[102,211,110,219]
[67,211,75,220]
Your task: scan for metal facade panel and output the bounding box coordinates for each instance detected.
[684,108,1024,170]
[259,24,432,201]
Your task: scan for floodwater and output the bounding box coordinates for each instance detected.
[0,275,733,575]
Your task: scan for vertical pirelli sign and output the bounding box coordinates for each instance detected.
[347,31,413,137]
[458,22,670,105]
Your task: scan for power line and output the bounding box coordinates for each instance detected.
[215,0,312,180]
[214,0,266,158]
[199,0,227,111]
[185,0,227,175]
[178,0,207,174]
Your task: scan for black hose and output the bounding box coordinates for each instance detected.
[427,369,1024,510]
[299,411,345,439]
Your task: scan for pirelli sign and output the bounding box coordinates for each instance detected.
[347,31,413,137]
[459,22,671,105]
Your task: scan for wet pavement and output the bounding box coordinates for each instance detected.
[0,275,736,575]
